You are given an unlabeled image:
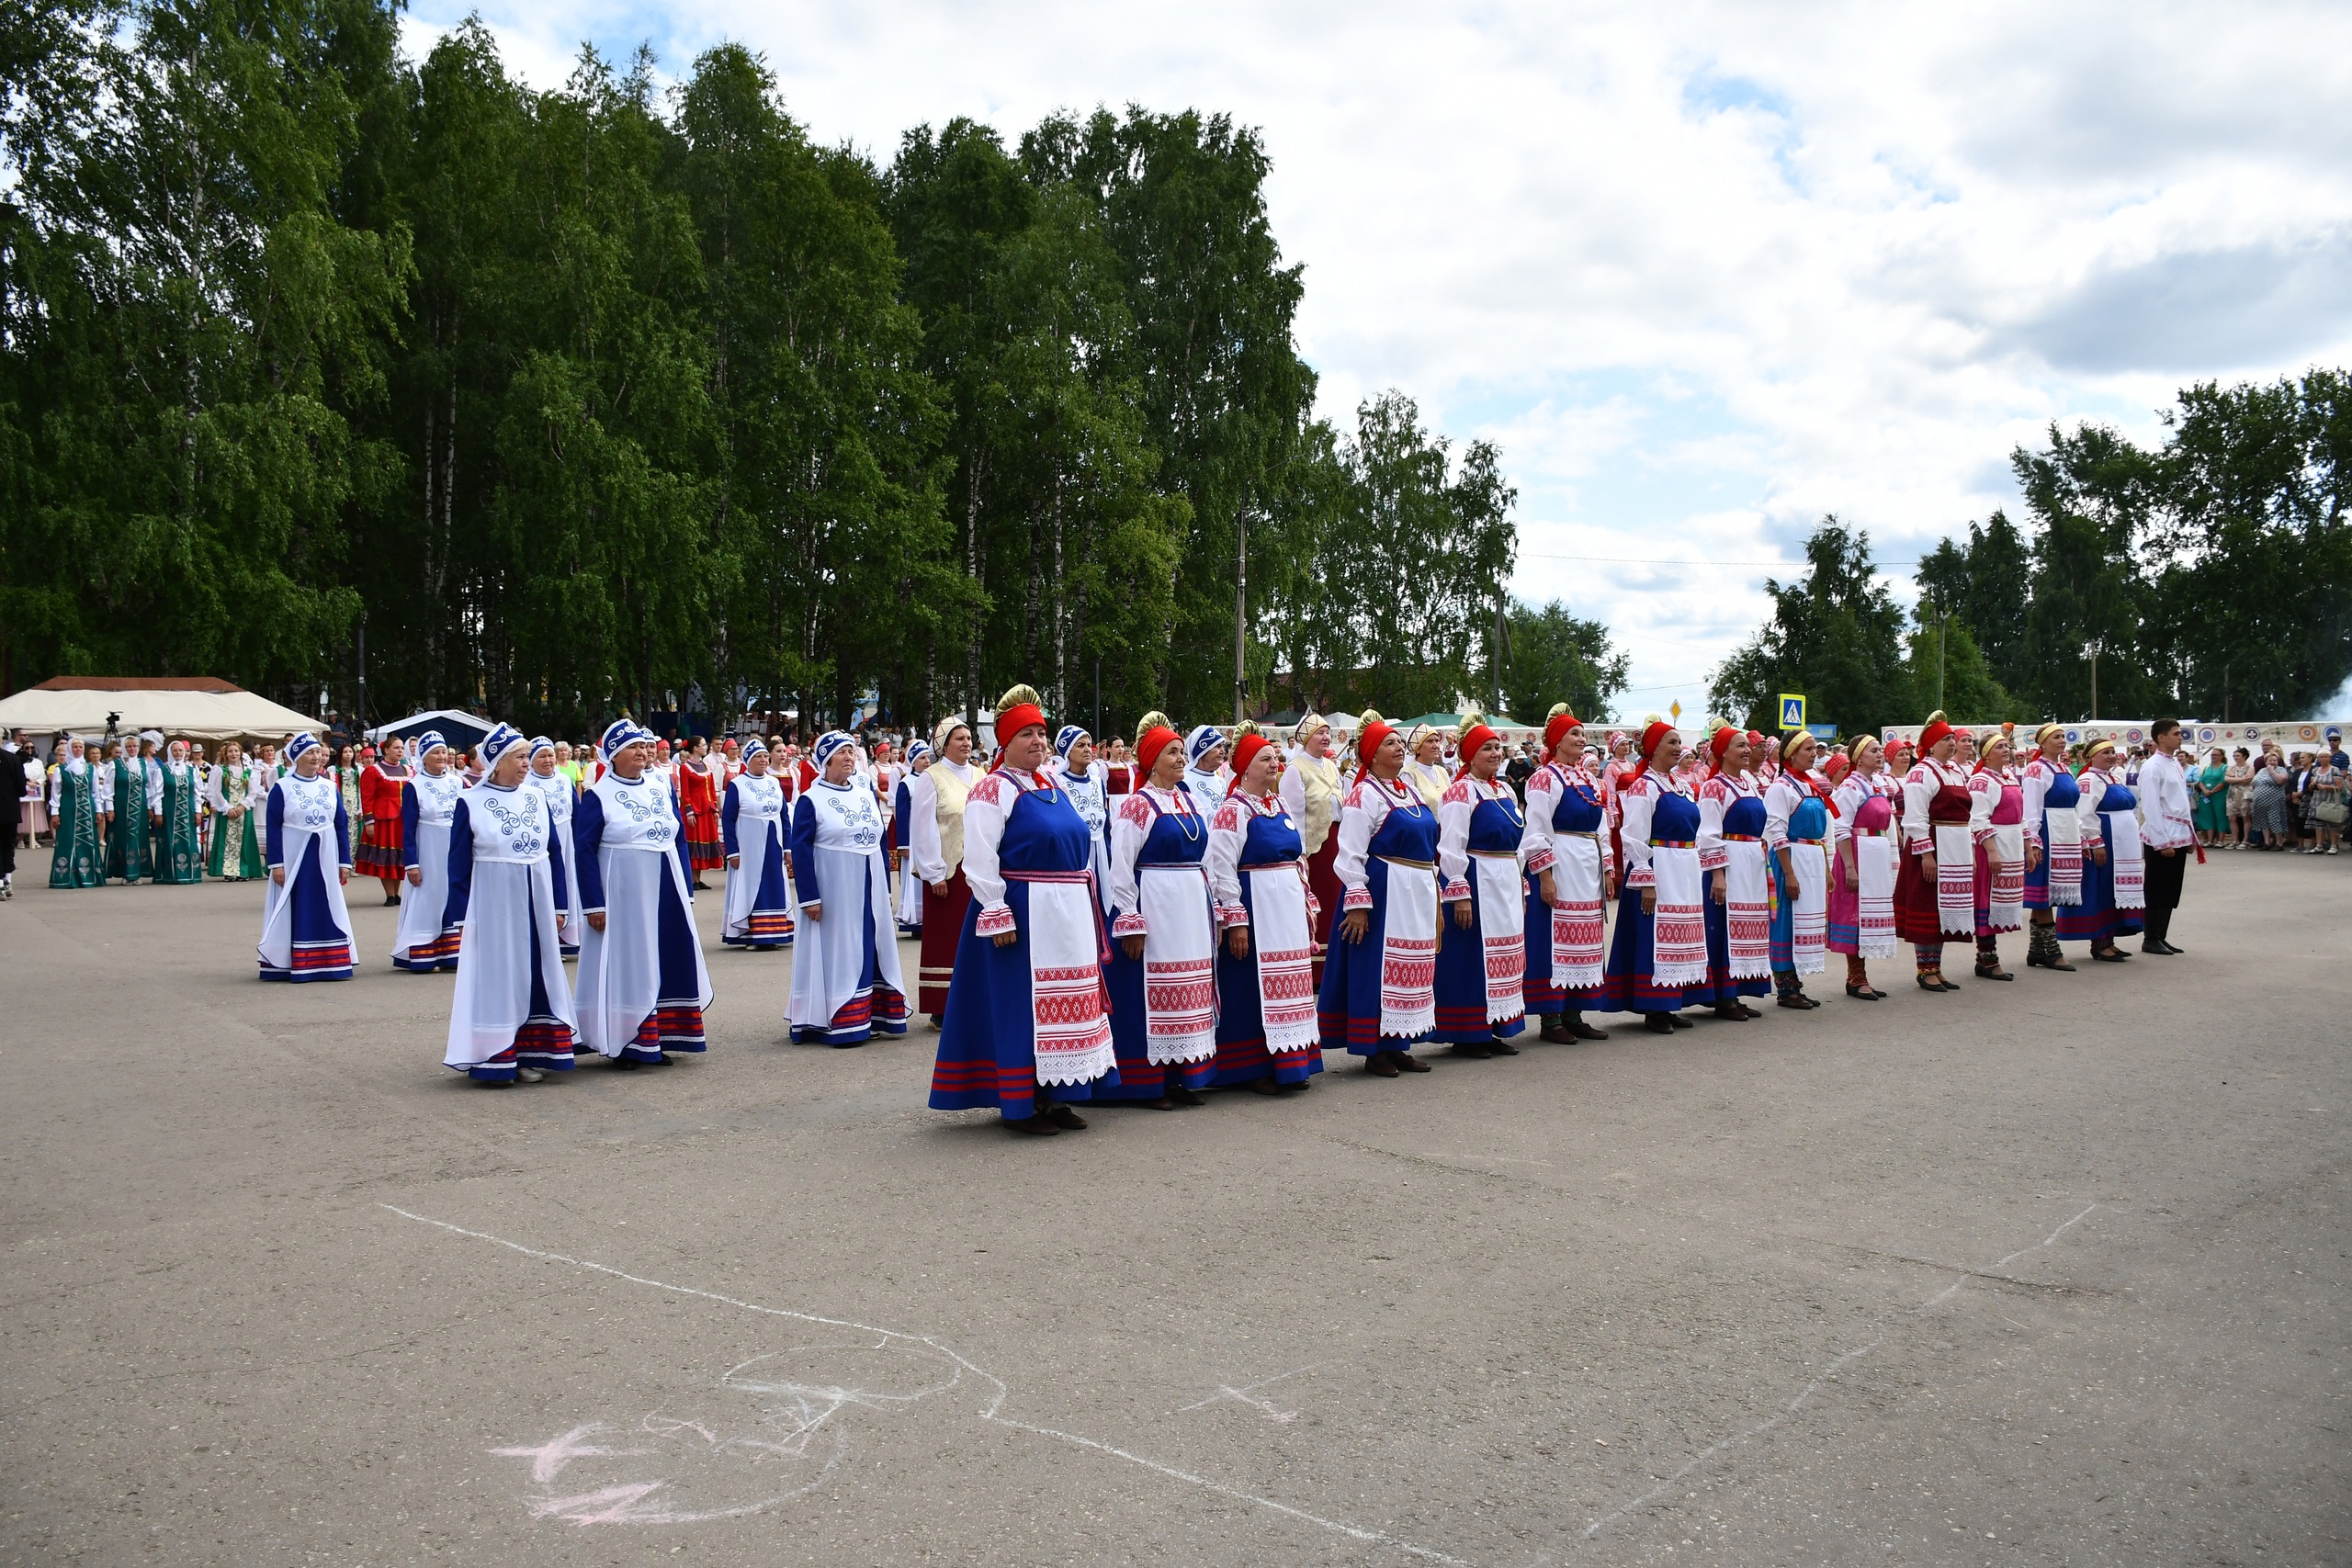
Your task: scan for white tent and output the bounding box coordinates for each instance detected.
[365,709,495,750]
[0,678,319,743]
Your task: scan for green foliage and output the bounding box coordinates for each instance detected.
[1501,600,1629,725]
[1711,519,1915,737]
[0,5,1523,737]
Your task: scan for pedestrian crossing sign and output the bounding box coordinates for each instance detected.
[1778,694,1806,728]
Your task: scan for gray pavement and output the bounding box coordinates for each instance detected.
[2,850,2346,1567]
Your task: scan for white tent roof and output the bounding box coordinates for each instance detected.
[0,680,319,743]
[365,709,494,745]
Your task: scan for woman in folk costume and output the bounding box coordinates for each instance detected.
[1521,705,1613,1043]
[1432,715,1530,1057]
[1206,726,1323,1093]
[1317,710,1443,1077]
[356,735,409,903]
[524,738,582,956]
[1966,728,2036,981]
[104,738,150,883]
[1051,725,1114,911]
[1695,727,1770,1021]
[786,732,909,1045]
[1402,725,1451,809]
[1826,736,1899,999]
[2054,736,2143,962]
[892,740,929,936]
[1603,723,1712,1032]
[256,734,356,982]
[392,733,467,972]
[676,739,724,889]
[1762,728,1832,1009]
[1102,737,1137,795]
[575,720,713,1066]
[205,740,267,881]
[153,739,205,884]
[2019,722,2083,972]
[1179,724,1229,819]
[1280,713,1346,982]
[927,686,1117,1135]
[48,738,105,888]
[1094,718,1221,1107]
[442,725,578,1085]
[1894,713,1976,992]
[721,737,794,950]
[909,715,978,1027]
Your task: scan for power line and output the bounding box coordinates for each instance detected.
[1524,552,1920,569]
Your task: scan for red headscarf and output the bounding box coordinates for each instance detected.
[1709,726,1739,772]
[995,698,1045,748]
[1453,721,1498,782]
[1227,730,1272,793]
[1542,710,1579,761]
[1356,716,1395,770]
[1917,716,1953,753]
[1136,725,1179,778]
[1639,720,1676,764]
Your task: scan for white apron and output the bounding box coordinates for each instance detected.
[257,773,355,975]
[786,783,906,1038]
[2043,798,2084,905]
[392,768,465,964]
[2105,807,2145,910]
[1984,824,2026,931]
[1242,861,1320,1053]
[1934,823,1976,936]
[1855,832,1897,957]
[1787,840,1827,976]
[445,785,576,1069]
[1545,832,1607,991]
[576,773,713,1057]
[723,773,787,942]
[1722,839,1772,979]
[1470,849,1527,1024]
[1018,868,1117,1087]
[1376,854,1440,1041]
[1136,860,1219,1064]
[1650,843,1708,987]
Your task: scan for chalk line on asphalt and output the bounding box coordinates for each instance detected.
[381,1204,1465,1564]
[1582,1203,2100,1540]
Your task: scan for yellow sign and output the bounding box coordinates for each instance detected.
[1668,700,1681,721]
[1778,693,1806,728]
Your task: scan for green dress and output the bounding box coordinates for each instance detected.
[207,764,266,880]
[49,762,104,888]
[153,761,206,884]
[2192,763,2229,835]
[107,757,152,882]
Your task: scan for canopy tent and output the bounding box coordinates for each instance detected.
[0,677,319,743]
[365,709,494,751]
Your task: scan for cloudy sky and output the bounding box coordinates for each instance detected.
[404,0,2352,723]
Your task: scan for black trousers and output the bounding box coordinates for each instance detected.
[2143,847,2187,941]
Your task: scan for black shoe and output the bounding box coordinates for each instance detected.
[1487,1037,1521,1055]
[1973,963,2014,981]
[1366,1054,1400,1077]
[1776,990,1820,1010]
[2091,945,2129,963]
[2141,940,2177,955]
[1043,1103,1090,1129]
[1010,1114,1061,1135]
[1667,1013,1695,1030]
[1247,1077,1282,1095]
[1450,1042,1493,1059]
[1643,1013,1676,1034]
[1713,1003,1749,1021]
[1395,1051,1431,1073]
[1568,1016,1609,1040]
[1844,983,1884,1000]
[1168,1084,1205,1107]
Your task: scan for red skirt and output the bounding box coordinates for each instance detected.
[355,817,403,879]
[1893,847,1943,944]
[918,866,971,1016]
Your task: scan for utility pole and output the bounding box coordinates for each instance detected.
[1493,592,1508,716]
[356,611,368,736]
[1233,503,1249,726]
[2087,639,2101,722]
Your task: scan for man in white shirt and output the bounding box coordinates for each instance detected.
[2135,717,2196,955]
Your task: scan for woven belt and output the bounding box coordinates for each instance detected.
[1653,839,1695,849]
[1379,856,1437,869]
[1792,836,1825,845]
[1555,829,1600,840]
[1004,869,1093,883]
[1470,850,1516,859]
[1238,860,1302,873]
[1720,832,1761,841]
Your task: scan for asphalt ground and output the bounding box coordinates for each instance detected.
[2,848,2345,1567]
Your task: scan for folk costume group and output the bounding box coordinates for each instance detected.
[197,691,2198,1116]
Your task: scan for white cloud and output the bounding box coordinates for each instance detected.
[401,0,2352,721]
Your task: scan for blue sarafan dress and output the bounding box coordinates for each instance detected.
[786,779,908,1045]
[1317,774,1442,1055]
[573,771,712,1065]
[2055,769,2145,946]
[1602,771,1709,1014]
[256,772,356,981]
[1521,761,1610,1013]
[1767,780,1831,977]
[1206,793,1324,1087]
[1702,791,1776,1004]
[1432,775,1529,1043]
[720,772,794,949]
[1095,785,1220,1099]
[441,783,577,1082]
[2021,758,2082,912]
[928,766,1116,1122]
